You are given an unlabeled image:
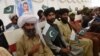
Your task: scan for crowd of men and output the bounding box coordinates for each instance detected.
[0,7,100,56]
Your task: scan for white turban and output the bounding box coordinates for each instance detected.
[9,13,17,20]
[18,14,37,28]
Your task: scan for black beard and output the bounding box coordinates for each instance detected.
[47,18,55,24]
[61,18,68,24]
[24,28,36,38]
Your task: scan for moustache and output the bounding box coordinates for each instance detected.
[47,18,55,23]
[61,18,68,23]
[24,28,36,38]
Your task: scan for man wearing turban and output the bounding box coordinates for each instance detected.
[16,14,53,56]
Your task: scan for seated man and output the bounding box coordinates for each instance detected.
[16,14,53,56]
[55,9,93,56]
[69,12,99,56]
[43,7,83,56]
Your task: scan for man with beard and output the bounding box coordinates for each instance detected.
[16,14,53,56]
[43,7,70,56]
[55,9,93,56]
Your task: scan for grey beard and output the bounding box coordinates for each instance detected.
[24,29,36,38]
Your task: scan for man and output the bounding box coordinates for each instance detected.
[69,12,100,56]
[43,7,83,56]
[16,14,53,56]
[6,14,19,31]
[55,8,93,56]
[37,10,46,30]
[43,7,69,56]
[70,13,100,56]
[37,10,45,22]
[91,7,100,33]
[75,10,82,23]
[81,8,92,28]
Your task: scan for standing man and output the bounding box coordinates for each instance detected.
[16,14,53,56]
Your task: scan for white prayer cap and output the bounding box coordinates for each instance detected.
[18,14,37,28]
[9,13,17,20]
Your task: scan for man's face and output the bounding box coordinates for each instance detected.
[61,13,68,23]
[46,12,56,23]
[23,23,36,38]
[11,16,18,24]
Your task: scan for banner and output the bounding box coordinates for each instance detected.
[15,0,33,16]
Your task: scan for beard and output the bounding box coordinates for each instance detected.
[24,28,36,38]
[47,18,55,24]
[61,18,68,24]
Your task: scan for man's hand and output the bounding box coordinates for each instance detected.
[28,43,40,56]
[61,47,70,54]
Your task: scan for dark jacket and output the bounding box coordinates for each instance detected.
[43,23,68,56]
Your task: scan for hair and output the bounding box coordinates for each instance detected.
[69,13,75,21]
[82,7,91,15]
[55,9,60,19]
[23,2,28,5]
[59,8,69,15]
[37,10,44,18]
[44,7,55,16]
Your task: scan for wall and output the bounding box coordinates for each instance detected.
[0,0,98,26]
